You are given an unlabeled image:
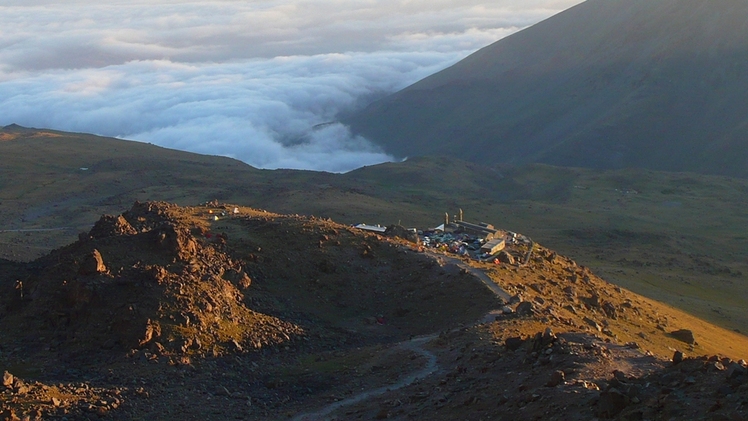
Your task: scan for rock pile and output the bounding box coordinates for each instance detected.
[87,214,137,238]
[0,371,124,421]
[1,201,303,363]
[595,355,748,419]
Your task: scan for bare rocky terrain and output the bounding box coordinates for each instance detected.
[1,201,746,420]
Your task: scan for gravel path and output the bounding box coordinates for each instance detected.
[291,334,439,421]
[0,227,73,233]
[291,254,512,420]
[434,253,512,303]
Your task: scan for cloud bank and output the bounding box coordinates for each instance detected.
[0,0,583,172]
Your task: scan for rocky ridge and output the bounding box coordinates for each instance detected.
[2,201,302,364]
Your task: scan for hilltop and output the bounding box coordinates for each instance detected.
[344,0,748,178]
[1,201,746,420]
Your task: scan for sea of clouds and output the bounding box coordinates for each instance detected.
[0,0,582,172]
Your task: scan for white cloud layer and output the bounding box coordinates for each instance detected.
[0,0,583,172]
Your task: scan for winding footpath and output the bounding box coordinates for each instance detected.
[291,252,512,420]
[291,335,439,421]
[435,253,512,303]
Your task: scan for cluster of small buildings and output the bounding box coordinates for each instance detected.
[421,209,507,259]
[355,209,526,261]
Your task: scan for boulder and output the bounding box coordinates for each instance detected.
[671,329,696,345]
[531,328,557,352]
[529,283,546,294]
[546,370,565,387]
[564,304,578,315]
[596,388,630,418]
[497,251,515,265]
[384,225,419,243]
[139,319,161,347]
[541,327,557,346]
[505,337,525,351]
[584,293,601,309]
[516,301,535,316]
[726,363,747,379]
[672,350,685,365]
[602,302,618,319]
[583,317,602,332]
[79,249,107,275]
[2,371,13,388]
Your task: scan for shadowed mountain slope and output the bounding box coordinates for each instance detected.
[344,0,748,177]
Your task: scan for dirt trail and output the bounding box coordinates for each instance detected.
[0,227,72,233]
[291,335,439,421]
[292,254,513,421]
[434,253,512,303]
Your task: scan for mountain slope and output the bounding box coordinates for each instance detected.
[1,202,747,420]
[344,0,748,177]
[0,124,261,261]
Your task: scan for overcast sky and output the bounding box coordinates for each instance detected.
[0,0,583,172]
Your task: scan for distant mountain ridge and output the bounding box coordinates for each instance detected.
[344,0,748,177]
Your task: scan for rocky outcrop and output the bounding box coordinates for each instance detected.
[154,224,197,261]
[384,224,419,243]
[2,201,302,361]
[78,249,107,275]
[88,214,137,238]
